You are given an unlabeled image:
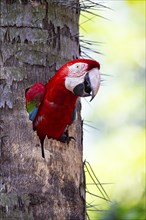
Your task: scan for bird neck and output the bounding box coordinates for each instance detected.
[45,77,78,106]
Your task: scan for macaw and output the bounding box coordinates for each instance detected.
[25,59,100,158]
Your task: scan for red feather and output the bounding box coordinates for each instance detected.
[33,74,77,141]
[25,59,100,157]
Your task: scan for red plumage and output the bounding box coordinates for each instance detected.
[25,59,101,157]
[33,74,78,141]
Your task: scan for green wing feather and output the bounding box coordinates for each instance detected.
[25,82,45,121]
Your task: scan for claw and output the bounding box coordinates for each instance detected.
[59,130,76,144]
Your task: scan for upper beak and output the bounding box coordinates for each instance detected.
[73,67,100,101]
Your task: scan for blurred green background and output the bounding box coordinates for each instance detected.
[80,0,145,219]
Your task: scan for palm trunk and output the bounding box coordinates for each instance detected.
[0,0,85,219]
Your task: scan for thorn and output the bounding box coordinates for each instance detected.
[84,160,111,202]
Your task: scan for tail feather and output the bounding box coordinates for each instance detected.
[40,139,45,158]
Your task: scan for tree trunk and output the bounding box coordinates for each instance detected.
[0,1,85,219]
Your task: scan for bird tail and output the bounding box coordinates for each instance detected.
[40,138,45,158]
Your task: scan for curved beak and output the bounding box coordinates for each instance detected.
[73,67,100,101]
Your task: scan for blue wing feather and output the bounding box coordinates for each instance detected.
[29,107,39,121]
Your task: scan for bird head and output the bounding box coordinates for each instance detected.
[63,59,100,101]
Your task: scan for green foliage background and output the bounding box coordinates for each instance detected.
[80,0,145,219]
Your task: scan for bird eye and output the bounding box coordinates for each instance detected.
[76,65,79,68]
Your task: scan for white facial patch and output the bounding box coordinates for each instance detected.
[65,75,85,93]
[65,63,100,98]
[65,62,88,92]
[67,62,88,77]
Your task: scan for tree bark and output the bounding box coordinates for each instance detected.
[0,0,85,219]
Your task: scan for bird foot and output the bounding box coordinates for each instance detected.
[59,131,75,144]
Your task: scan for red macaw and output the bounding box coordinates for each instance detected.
[25,59,100,158]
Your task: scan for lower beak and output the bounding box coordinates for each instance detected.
[73,68,100,101]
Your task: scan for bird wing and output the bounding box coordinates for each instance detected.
[25,82,45,121]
